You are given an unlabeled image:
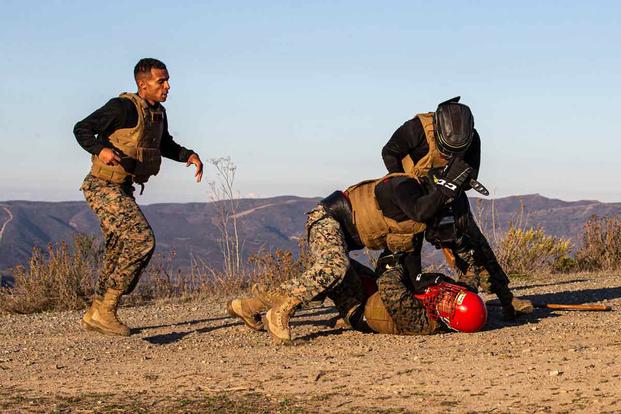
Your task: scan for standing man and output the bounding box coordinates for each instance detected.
[74,58,203,336]
[380,97,532,319]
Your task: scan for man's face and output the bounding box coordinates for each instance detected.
[137,68,170,104]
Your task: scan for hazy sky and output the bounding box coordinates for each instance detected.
[1,1,619,203]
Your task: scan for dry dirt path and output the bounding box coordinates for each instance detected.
[231,199,301,219]
[1,273,620,413]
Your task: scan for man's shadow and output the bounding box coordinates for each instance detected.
[134,315,232,333]
[484,286,620,331]
[140,305,337,345]
[141,321,241,345]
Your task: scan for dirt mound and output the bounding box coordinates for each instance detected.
[1,273,620,413]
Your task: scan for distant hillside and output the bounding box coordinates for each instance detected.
[0,196,319,276]
[469,193,621,243]
[1,194,620,275]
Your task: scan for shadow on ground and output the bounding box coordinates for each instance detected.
[523,286,621,305]
[513,278,589,291]
[134,315,232,333]
[141,321,241,345]
[485,285,620,331]
[141,306,337,345]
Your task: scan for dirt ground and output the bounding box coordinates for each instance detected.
[1,272,620,414]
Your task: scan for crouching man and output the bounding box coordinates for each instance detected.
[381,96,531,319]
[228,157,475,343]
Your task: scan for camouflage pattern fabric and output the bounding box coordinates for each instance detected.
[377,265,439,335]
[278,205,350,305]
[80,174,156,295]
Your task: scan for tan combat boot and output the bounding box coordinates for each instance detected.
[251,283,282,307]
[81,288,130,336]
[227,296,268,331]
[81,295,103,329]
[263,296,302,344]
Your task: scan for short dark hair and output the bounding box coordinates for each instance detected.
[134,58,167,80]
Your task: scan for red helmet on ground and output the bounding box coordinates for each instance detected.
[415,282,487,333]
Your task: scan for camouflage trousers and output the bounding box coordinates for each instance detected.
[377,265,438,335]
[279,205,354,308]
[81,174,156,296]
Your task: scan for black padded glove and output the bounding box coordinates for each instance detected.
[412,273,455,294]
[431,158,473,200]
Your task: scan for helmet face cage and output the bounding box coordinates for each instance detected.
[435,130,467,159]
[416,283,472,330]
[433,102,474,158]
[436,284,467,327]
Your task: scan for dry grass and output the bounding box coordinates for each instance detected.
[472,199,576,276]
[2,211,619,315]
[494,225,574,276]
[0,234,311,314]
[0,235,100,314]
[491,214,621,276]
[575,215,621,271]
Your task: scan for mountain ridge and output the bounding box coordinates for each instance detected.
[1,194,620,275]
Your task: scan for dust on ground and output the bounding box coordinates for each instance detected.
[1,273,620,413]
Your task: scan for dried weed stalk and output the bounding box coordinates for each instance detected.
[575,215,621,271]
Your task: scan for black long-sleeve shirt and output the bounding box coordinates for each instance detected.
[375,175,446,224]
[73,97,194,162]
[381,117,481,178]
[320,175,446,252]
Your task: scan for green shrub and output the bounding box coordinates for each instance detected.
[495,225,574,276]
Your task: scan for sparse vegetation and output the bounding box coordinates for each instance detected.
[494,225,574,276]
[0,233,310,314]
[248,238,311,289]
[0,235,100,314]
[575,215,621,271]
[208,156,244,279]
[473,199,576,276]
[3,210,620,314]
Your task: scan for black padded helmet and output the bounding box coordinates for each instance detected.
[433,96,474,158]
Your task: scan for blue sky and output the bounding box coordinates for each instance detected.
[1,1,619,203]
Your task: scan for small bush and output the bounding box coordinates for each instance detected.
[0,235,101,314]
[575,215,621,271]
[495,225,574,276]
[248,239,310,291]
[0,235,311,314]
